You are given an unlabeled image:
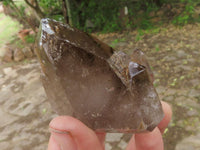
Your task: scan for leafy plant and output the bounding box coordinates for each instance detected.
[39,0,61,15]
[25,35,35,43]
[72,0,122,32]
[2,0,200,33]
[135,29,144,41]
[172,0,197,25]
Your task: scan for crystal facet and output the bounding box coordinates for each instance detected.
[35,18,164,133]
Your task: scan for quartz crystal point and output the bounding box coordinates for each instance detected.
[35,18,164,133]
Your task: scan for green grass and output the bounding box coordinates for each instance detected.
[0,13,21,48]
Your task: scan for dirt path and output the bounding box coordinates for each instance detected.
[0,24,200,150]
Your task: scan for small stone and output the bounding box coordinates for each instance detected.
[156,86,167,94]
[0,108,18,128]
[166,89,177,95]
[106,133,123,142]
[190,79,200,87]
[3,67,12,75]
[105,143,112,150]
[177,65,192,71]
[188,89,200,98]
[177,50,187,58]
[163,95,174,102]
[14,48,25,61]
[118,140,127,149]
[0,89,14,104]
[122,134,132,142]
[3,47,13,62]
[0,46,7,58]
[3,96,34,117]
[3,67,17,78]
[176,97,200,109]
[163,55,176,61]
[175,133,200,150]
[22,47,34,58]
[186,109,198,116]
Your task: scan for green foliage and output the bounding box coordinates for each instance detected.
[135,27,162,41]
[172,9,193,25]
[110,38,126,47]
[24,35,35,43]
[0,0,15,6]
[39,0,61,15]
[172,0,199,25]
[1,0,9,6]
[72,0,122,32]
[135,29,144,41]
[0,13,21,48]
[139,18,154,30]
[71,0,167,32]
[19,4,26,16]
[2,0,200,33]
[128,0,161,30]
[50,15,65,22]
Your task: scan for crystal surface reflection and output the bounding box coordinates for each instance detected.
[35,18,164,133]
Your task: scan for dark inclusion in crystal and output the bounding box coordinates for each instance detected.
[35,18,164,133]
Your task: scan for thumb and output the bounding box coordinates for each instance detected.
[48,128,77,150]
[49,116,104,150]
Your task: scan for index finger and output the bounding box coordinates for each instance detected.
[49,116,104,150]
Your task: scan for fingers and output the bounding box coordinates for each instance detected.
[126,128,163,150]
[48,135,61,150]
[95,132,106,147]
[48,101,172,150]
[48,133,76,150]
[158,101,172,134]
[49,116,104,150]
[126,101,172,150]
[135,127,164,150]
[126,135,137,150]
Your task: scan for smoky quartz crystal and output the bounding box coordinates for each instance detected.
[35,18,164,133]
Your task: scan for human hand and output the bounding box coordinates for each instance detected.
[48,101,172,150]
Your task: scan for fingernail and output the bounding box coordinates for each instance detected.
[50,127,77,150]
[49,126,70,134]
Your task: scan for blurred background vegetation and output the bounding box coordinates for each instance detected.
[1,0,200,33]
[1,0,200,62]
